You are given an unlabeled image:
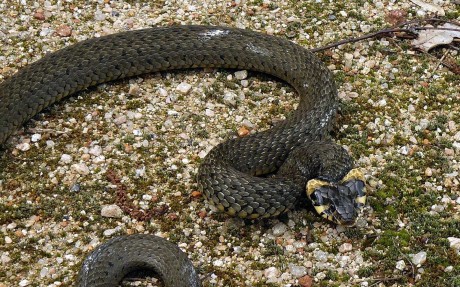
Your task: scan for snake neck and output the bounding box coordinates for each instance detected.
[275,141,354,185]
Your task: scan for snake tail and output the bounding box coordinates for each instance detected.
[76,234,201,287]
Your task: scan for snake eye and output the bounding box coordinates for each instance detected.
[324,204,335,215]
[355,181,366,197]
[306,178,329,205]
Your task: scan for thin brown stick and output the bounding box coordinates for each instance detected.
[27,128,68,135]
[416,26,460,33]
[417,46,460,74]
[311,17,460,53]
[353,275,405,283]
[433,49,450,74]
[310,28,415,52]
[353,275,406,287]
[448,44,460,51]
[393,238,416,279]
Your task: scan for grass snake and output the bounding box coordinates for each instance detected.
[0,25,367,286]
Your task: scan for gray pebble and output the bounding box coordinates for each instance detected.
[70,183,81,192]
[234,70,247,80]
[313,250,328,262]
[288,264,307,278]
[223,92,237,106]
[101,204,124,218]
[176,82,192,94]
[272,222,287,236]
[411,251,427,266]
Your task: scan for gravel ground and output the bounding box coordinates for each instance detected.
[1,1,459,286]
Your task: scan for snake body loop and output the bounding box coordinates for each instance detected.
[0,26,365,286]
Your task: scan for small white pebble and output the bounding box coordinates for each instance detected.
[344,53,353,68]
[101,204,123,218]
[5,236,12,244]
[103,228,118,237]
[19,280,30,286]
[104,112,113,120]
[315,272,326,280]
[288,264,307,278]
[339,243,353,253]
[399,146,409,155]
[377,99,387,107]
[128,84,140,96]
[89,145,102,156]
[264,267,280,279]
[72,163,90,175]
[313,250,328,262]
[448,237,460,249]
[425,167,432,177]
[166,93,178,103]
[158,88,168,97]
[454,131,460,141]
[234,70,248,80]
[60,154,72,164]
[64,254,75,261]
[213,259,224,267]
[445,266,453,272]
[114,115,127,125]
[31,133,42,142]
[411,251,427,266]
[16,142,30,152]
[94,10,105,21]
[1,253,11,264]
[7,223,16,229]
[396,260,406,271]
[431,204,444,212]
[223,92,237,106]
[205,109,215,117]
[272,222,287,236]
[40,267,49,278]
[163,119,174,129]
[93,155,105,164]
[198,150,207,158]
[135,166,146,177]
[176,82,192,94]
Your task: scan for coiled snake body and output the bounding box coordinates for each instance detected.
[0,26,366,286]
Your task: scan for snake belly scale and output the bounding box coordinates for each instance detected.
[0,26,365,286]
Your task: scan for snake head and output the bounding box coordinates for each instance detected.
[306,169,366,226]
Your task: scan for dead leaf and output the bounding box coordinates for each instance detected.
[385,10,408,26]
[411,0,445,16]
[412,23,460,51]
[442,57,460,75]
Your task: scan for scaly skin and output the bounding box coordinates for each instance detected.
[0,26,362,286]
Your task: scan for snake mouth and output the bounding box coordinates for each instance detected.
[306,169,367,226]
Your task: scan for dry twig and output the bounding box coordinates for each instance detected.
[311,17,460,52]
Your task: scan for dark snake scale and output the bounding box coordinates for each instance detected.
[0,26,367,286]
